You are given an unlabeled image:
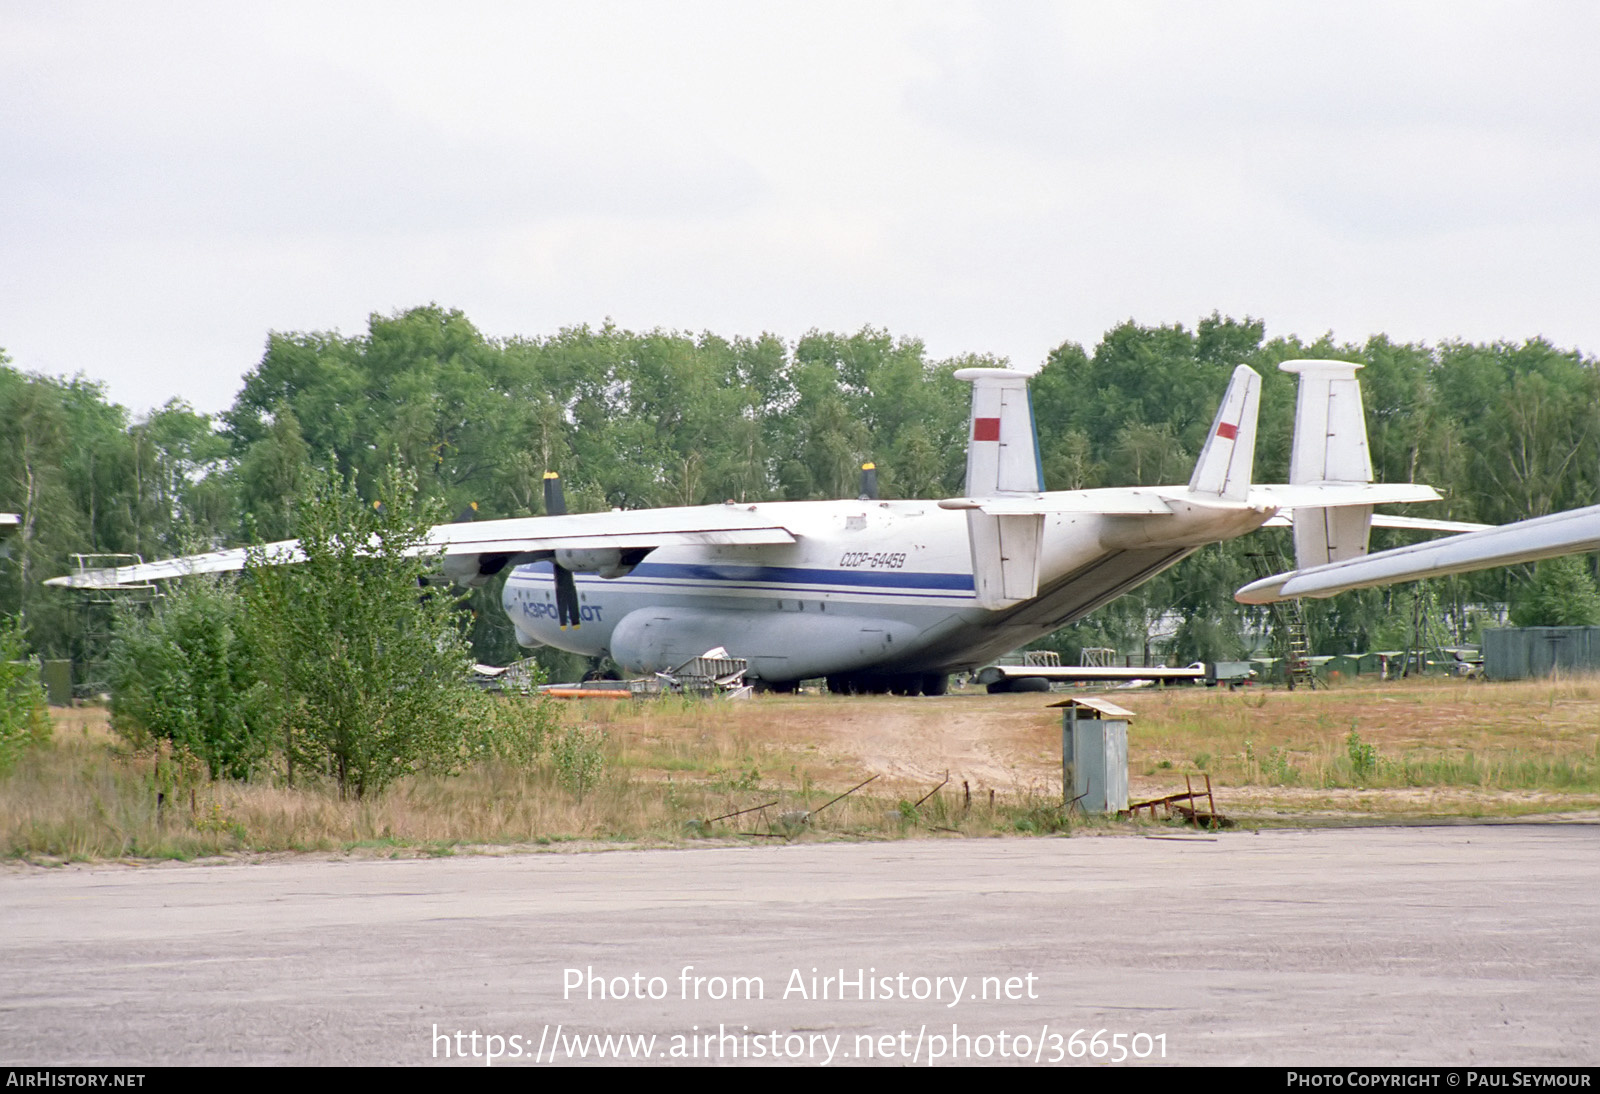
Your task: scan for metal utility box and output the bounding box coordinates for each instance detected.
[40,660,72,706]
[1049,697,1134,815]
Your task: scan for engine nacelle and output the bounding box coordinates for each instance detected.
[554,547,638,579]
[440,554,493,588]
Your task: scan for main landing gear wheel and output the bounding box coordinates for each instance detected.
[987,676,1049,694]
[827,672,950,696]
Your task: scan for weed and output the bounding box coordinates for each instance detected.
[1346,729,1380,783]
[1277,749,1299,783]
[552,726,607,801]
[707,765,761,791]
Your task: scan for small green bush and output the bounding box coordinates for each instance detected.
[552,726,606,800]
[471,688,560,766]
[0,619,51,771]
[242,463,482,798]
[1346,729,1380,783]
[109,577,269,780]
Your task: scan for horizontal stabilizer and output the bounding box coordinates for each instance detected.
[1249,482,1441,510]
[939,490,1172,516]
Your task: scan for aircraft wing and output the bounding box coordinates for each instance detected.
[419,507,798,553]
[1235,504,1600,604]
[45,505,799,589]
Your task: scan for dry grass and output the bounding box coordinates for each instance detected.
[6,675,1599,863]
[1123,675,1600,819]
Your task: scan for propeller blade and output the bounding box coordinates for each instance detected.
[541,473,580,627]
[543,471,567,516]
[554,562,581,630]
[859,462,878,500]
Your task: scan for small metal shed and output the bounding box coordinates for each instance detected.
[1048,697,1135,815]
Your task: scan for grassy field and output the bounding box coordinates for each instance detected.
[5,675,1598,863]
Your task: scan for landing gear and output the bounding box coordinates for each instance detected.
[826,672,950,696]
[986,675,1049,694]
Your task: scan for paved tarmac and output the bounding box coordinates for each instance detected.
[2,825,1597,1066]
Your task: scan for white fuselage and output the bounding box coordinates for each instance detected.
[502,496,1270,683]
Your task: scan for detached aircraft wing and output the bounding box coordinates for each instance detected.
[44,504,799,590]
[1235,504,1600,604]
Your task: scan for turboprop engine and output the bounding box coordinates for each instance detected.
[553,547,638,579]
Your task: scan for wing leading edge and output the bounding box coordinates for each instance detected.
[45,505,799,590]
[1235,504,1600,604]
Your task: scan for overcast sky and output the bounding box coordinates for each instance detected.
[3,1,1597,416]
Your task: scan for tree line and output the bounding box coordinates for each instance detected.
[4,306,1598,672]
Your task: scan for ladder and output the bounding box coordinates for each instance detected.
[1246,552,1319,690]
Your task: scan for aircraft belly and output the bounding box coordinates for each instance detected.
[904,546,1197,672]
[610,607,929,680]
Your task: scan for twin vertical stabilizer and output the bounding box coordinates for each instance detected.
[956,368,1045,609]
[1282,359,1374,568]
[1187,365,1260,501]
[957,367,1044,497]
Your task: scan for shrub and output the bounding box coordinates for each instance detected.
[0,618,51,771]
[108,577,269,780]
[1346,729,1380,783]
[552,726,606,800]
[241,463,480,799]
[471,687,561,767]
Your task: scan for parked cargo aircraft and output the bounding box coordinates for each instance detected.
[51,361,1456,693]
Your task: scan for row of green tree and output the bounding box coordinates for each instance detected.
[4,307,1598,670]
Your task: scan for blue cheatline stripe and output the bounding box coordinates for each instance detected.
[511,560,975,592]
[627,561,975,591]
[601,580,968,601]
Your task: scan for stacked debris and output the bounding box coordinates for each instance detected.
[655,647,750,698]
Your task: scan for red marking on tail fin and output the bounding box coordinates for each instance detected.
[973,417,1001,441]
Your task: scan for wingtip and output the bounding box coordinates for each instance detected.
[1234,573,1290,604]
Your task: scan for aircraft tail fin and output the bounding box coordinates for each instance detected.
[1187,365,1260,501]
[955,367,1044,497]
[1282,359,1375,568]
[955,367,1044,609]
